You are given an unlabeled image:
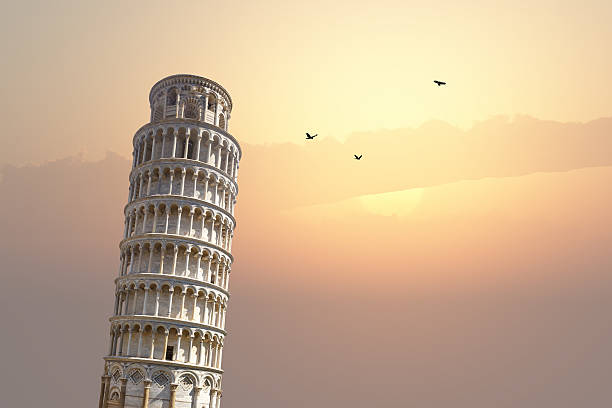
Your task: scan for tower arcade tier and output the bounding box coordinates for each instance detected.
[99,74,241,408]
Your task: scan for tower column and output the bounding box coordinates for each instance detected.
[210,390,217,408]
[142,139,148,163]
[136,327,143,356]
[159,246,166,274]
[184,247,191,276]
[188,209,195,236]
[180,290,186,319]
[180,168,186,196]
[196,252,202,279]
[149,330,156,358]
[171,246,179,275]
[151,135,157,160]
[183,135,190,159]
[99,375,109,408]
[171,133,177,158]
[142,208,148,233]
[146,172,152,196]
[164,208,170,233]
[206,341,213,366]
[162,330,169,358]
[196,134,202,161]
[193,387,202,408]
[147,246,154,274]
[118,328,126,356]
[197,337,204,365]
[176,208,182,235]
[141,380,152,408]
[128,247,135,274]
[108,331,114,355]
[203,177,209,202]
[167,289,174,317]
[118,378,128,408]
[169,384,178,408]
[143,287,150,314]
[126,328,134,356]
[205,139,211,163]
[152,207,158,233]
[154,288,160,316]
[174,332,182,361]
[216,145,222,168]
[160,131,167,158]
[187,335,194,363]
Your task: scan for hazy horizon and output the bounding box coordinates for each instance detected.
[1,1,611,407]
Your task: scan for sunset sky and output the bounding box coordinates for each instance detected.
[1,1,612,407]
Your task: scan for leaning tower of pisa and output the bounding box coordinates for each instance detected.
[98,74,241,408]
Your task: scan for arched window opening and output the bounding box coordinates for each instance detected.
[177,137,185,158]
[167,88,178,106]
[188,141,195,159]
[165,346,174,360]
[207,96,216,111]
[184,103,198,120]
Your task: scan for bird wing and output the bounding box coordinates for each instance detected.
[306,132,310,137]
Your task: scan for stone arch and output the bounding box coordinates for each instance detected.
[199,376,214,407]
[108,388,121,403]
[109,364,123,382]
[176,372,198,406]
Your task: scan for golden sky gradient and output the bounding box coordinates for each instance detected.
[2,0,612,164]
[1,1,612,407]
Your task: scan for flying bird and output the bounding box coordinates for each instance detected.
[354,154,362,160]
[434,80,446,86]
[305,132,317,139]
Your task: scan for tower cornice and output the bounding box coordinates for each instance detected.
[125,195,236,226]
[132,120,242,159]
[148,74,233,112]
[119,234,234,262]
[109,315,227,336]
[115,273,231,298]
[129,159,239,194]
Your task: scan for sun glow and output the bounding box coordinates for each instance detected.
[358,188,425,217]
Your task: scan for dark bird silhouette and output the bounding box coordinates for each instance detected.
[434,80,446,86]
[305,132,317,139]
[354,154,362,160]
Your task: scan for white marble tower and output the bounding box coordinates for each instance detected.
[98,74,241,408]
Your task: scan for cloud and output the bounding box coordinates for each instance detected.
[238,115,612,210]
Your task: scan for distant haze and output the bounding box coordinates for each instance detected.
[1,1,611,407]
[2,116,612,407]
